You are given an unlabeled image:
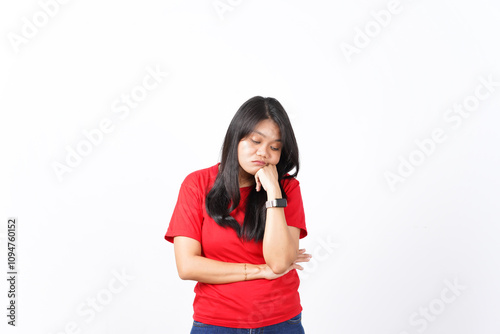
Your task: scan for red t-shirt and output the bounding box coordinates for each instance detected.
[164,162,307,328]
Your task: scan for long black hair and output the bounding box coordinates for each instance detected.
[205,96,300,242]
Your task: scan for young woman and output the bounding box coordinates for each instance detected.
[164,96,311,333]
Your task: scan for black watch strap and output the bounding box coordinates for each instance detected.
[265,198,287,208]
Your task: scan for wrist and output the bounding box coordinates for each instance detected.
[246,263,264,280]
[266,184,282,200]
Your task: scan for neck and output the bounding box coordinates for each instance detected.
[218,163,255,188]
[238,166,255,188]
[239,179,255,188]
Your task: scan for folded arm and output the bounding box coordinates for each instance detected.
[173,236,308,284]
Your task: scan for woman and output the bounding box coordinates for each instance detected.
[164,96,312,333]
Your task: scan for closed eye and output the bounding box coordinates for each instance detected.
[252,139,280,151]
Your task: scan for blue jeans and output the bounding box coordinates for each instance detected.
[190,312,305,333]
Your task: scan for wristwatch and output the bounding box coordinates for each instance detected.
[265,198,287,209]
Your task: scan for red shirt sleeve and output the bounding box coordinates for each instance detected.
[283,178,308,239]
[164,175,204,244]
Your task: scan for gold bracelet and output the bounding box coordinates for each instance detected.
[244,263,247,281]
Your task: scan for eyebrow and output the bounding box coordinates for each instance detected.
[251,130,282,142]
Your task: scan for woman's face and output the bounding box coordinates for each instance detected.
[237,119,282,186]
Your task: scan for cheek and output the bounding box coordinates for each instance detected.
[270,151,281,164]
[238,141,252,154]
[237,142,250,160]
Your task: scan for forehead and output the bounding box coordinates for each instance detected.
[251,119,281,141]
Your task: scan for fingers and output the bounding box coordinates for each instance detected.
[254,166,277,192]
[296,249,312,258]
[254,173,261,192]
[295,249,312,263]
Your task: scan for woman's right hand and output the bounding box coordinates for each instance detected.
[259,249,312,280]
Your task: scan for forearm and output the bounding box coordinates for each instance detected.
[180,255,263,284]
[262,186,297,274]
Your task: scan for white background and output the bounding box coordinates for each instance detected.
[1,0,500,333]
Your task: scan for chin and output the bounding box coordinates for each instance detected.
[243,165,259,174]
[245,168,258,175]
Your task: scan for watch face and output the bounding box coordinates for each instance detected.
[276,198,287,207]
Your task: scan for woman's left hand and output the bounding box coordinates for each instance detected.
[255,164,279,193]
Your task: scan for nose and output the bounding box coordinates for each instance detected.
[256,145,267,158]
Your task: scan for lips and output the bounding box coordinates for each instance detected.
[252,161,266,166]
